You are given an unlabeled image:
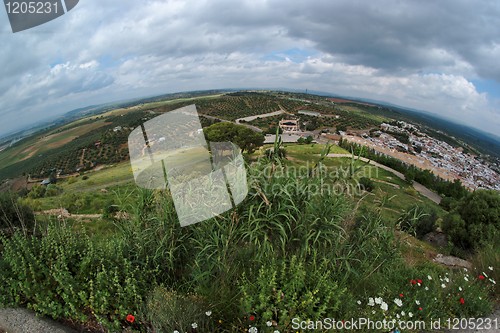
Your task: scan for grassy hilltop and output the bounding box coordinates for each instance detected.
[0,91,498,332]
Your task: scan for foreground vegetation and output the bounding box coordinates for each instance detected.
[0,143,498,333]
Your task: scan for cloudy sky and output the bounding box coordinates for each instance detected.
[1,0,499,137]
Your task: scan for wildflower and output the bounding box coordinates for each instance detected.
[192,323,198,329]
[401,311,405,316]
[174,331,179,333]
[415,300,420,305]
[441,283,446,288]
[464,276,469,282]
[396,314,400,319]
[205,311,212,316]
[419,307,423,311]
[381,302,388,311]
[459,287,463,291]
[375,297,383,305]
[479,297,483,300]
[357,300,362,305]
[488,266,493,271]
[444,277,449,283]
[274,331,280,333]
[266,321,272,327]
[394,298,403,307]
[425,286,429,291]
[459,297,465,305]
[126,314,135,324]
[427,275,432,280]
[368,298,375,306]
[249,315,255,321]
[410,279,417,285]
[408,312,413,318]
[249,327,258,333]
[399,293,404,298]
[479,274,485,280]
[417,279,423,284]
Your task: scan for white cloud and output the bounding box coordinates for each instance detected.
[0,0,499,137]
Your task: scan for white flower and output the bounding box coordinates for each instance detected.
[394,298,403,307]
[409,312,413,318]
[266,321,272,327]
[375,297,383,305]
[381,302,388,311]
[192,323,198,329]
[441,283,446,288]
[357,300,362,305]
[464,276,469,282]
[415,300,420,305]
[479,297,483,300]
[488,266,493,271]
[396,314,400,319]
[174,331,179,333]
[425,286,429,291]
[459,287,463,291]
[205,311,212,316]
[401,311,405,316]
[372,310,376,314]
[444,277,450,283]
[368,298,375,306]
[427,275,432,280]
[249,327,258,333]
[274,331,280,333]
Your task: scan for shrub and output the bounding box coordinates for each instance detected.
[0,224,155,331]
[145,287,214,333]
[28,185,46,199]
[398,205,438,239]
[238,255,344,331]
[45,184,63,197]
[358,177,375,192]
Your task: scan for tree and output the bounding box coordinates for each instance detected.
[204,122,265,153]
[443,190,500,250]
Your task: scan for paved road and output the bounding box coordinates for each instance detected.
[235,110,285,123]
[200,114,263,132]
[326,153,442,204]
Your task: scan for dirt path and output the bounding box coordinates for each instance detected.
[37,209,102,220]
[326,153,442,204]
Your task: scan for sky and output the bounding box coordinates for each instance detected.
[1,0,499,138]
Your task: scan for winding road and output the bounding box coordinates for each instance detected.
[326,153,442,204]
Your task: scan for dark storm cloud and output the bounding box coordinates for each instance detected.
[193,0,500,81]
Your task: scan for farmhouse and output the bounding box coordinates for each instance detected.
[279,119,300,132]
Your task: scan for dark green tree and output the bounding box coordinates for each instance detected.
[443,190,500,250]
[204,122,265,153]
